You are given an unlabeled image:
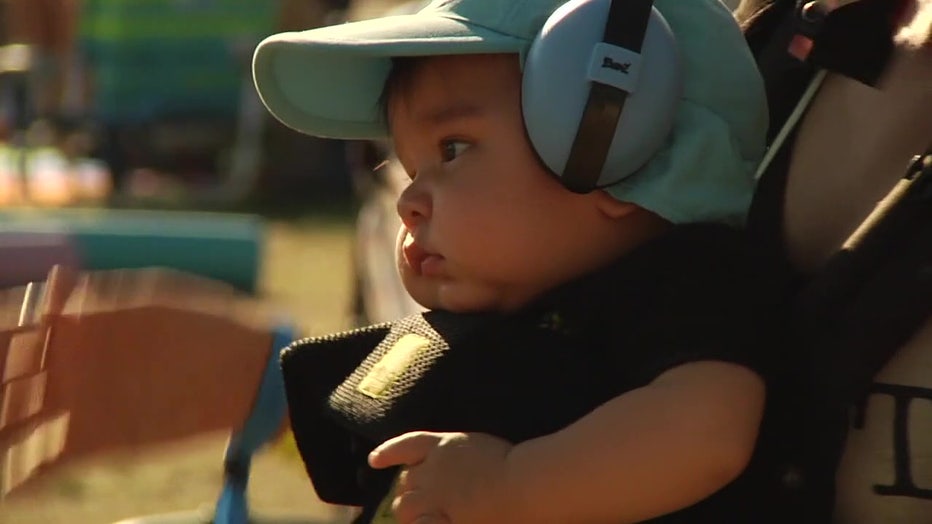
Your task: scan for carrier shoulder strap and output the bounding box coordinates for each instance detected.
[797,142,932,407]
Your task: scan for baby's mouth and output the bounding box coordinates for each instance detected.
[402,233,443,276]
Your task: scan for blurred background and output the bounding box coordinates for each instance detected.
[0,0,359,208]
[0,1,408,523]
[0,0,741,522]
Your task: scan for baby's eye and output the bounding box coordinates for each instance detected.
[440,140,470,163]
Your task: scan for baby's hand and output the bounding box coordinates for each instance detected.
[368,431,517,524]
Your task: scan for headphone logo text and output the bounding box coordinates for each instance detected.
[601,57,631,74]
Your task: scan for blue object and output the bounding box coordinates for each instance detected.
[0,209,263,293]
[214,324,294,524]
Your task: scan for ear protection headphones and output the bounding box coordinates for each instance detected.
[522,0,682,193]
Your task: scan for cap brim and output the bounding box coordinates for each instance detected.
[253,13,528,139]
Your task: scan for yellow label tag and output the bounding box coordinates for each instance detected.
[358,334,430,398]
[369,475,400,524]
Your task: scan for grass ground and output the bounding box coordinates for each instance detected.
[0,211,361,524]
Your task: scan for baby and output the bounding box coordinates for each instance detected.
[254,0,785,522]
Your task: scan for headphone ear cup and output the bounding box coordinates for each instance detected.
[522,0,682,188]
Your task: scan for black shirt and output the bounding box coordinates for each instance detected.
[282,223,794,523]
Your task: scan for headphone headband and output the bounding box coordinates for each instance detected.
[562,0,655,193]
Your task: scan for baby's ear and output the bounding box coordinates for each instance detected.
[593,190,640,220]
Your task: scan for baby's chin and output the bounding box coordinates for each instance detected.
[403,279,512,314]
[406,288,491,313]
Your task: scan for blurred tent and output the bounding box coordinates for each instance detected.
[70,0,355,206]
[78,0,276,127]
[77,0,281,199]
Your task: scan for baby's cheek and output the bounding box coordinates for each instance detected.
[399,268,441,310]
[895,0,932,48]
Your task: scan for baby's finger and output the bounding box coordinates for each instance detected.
[396,467,414,492]
[369,431,443,468]
[391,489,445,524]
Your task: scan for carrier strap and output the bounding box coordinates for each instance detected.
[797,141,932,407]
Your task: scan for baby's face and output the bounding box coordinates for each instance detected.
[389,54,635,313]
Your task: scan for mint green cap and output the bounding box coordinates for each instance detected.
[253,0,768,226]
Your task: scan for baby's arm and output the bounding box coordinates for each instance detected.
[370,359,764,524]
[507,359,764,523]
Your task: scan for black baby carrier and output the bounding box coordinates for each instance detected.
[278,310,635,513]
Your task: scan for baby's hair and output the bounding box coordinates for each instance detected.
[377,53,558,178]
[378,56,423,130]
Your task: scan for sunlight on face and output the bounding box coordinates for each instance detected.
[387,54,639,313]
